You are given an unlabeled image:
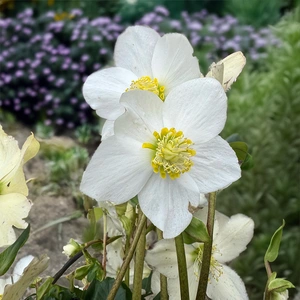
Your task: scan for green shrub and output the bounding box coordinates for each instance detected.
[219,8,300,299]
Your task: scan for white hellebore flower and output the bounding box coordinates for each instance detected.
[80,78,241,238]
[145,208,255,300]
[0,125,39,247]
[83,25,201,137]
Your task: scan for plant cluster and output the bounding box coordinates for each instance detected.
[219,8,300,299]
[0,6,279,132]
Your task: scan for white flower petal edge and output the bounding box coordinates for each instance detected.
[80,136,153,204]
[101,120,115,140]
[82,67,136,120]
[116,90,164,144]
[145,239,194,278]
[114,26,160,77]
[152,33,201,94]
[0,126,20,181]
[207,264,249,300]
[163,78,227,144]
[190,136,241,193]
[0,193,32,247]
[138,174,199,238]
[212,214,254,263]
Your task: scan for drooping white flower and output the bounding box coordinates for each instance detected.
[206,51,246,92]
[145,208,255,300]
[80,78,241,238]
[83,25,201,122]
[0,125,39,247]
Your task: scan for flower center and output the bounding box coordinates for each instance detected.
[194,245,224,281]
[142,127,196,180]
[126,76,165,101]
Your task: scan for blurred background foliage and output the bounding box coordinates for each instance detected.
[0,1,299,299]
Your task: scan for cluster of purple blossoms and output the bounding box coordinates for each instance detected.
[0,6,278,131]
[0,8,123,130]
[136,6,279,64]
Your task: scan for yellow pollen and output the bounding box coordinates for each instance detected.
[142,127,196,179]
[193,245,224,281]
[125,76,165,101]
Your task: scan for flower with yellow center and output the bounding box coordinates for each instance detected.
[145,208,254,300]
[0,125,39,247]
[81,78,241,238]
[82,25,201,132]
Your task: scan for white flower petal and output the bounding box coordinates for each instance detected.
[163,78,227,143]
[207,51,246,92]
[101,120,115,140]
[190,136,241,193]
[116,90,164,144]
[207,264,249,300]
[0,126,20,182]
[194,207,230,234]
[152,33,201,94]
[13,255,35,282]
[213,214,254,263]
[145,239,195,278]
[80,136,152,204]
[0,193,32,247]
[139,175,199,238]
[82,67,136,120]
[114,26,160,77]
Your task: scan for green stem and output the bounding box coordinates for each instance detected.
[102,211,108,277]
[107,213,147,300]
[132,210,147,299]
[156,229,168,300]
[175,233,189,300]
[196,192,217,300]
[124,235,130,287]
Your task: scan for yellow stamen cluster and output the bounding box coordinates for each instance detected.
[193,245,224,281]
[142,127,196,180]
[126,76,165,101]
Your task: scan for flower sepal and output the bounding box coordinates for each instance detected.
[265,272,294,300]
[183,216,209,244]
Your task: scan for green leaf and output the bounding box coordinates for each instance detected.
[230,141,249,163]
[265,220,285,263]
[142,272,153,294]
[226,133,241,143]
[268,277,295,293]
[0,225,30,275]
[74,264,93,280]
[36,277,54,300]
[241,153,254,170]
[184,216,209,243]
[94,207,103,222]
[83,278,132,300]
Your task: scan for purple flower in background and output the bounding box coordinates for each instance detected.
[0,6,277,130]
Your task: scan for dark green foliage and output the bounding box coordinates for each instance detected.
[224,0,288,28]
[219,8,300,299]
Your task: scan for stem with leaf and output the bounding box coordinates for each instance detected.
[107,213,147,300]
[157,228,168,300]
[132,210,146,299]
[175,233,189,300]
[196,192,217,300]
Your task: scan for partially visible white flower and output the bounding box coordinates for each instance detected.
[0,126,40,247]
[206,51,246,91]
[145,208,254,300]
[0,255,34,297]
[62,239,81,257]
[1,255,49,300]
[83,25,201,121]
[81,78,241,238]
